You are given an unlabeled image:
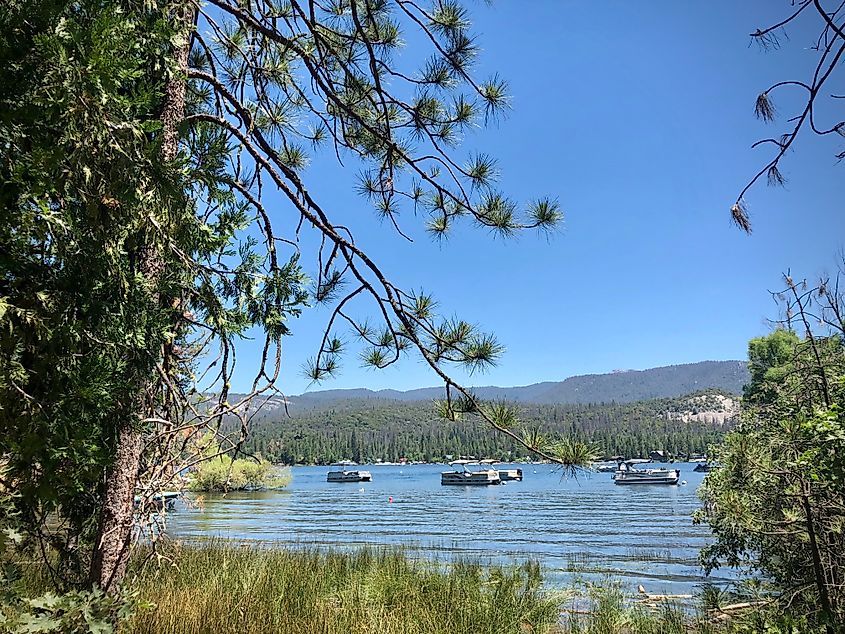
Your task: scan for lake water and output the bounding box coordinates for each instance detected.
[166,462,731,596]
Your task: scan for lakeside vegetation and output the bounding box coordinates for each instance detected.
[0,542,809,634]
[186,437,291,492]
[128,544,559,634]
[3,544,560,634]
[113,545,839,634]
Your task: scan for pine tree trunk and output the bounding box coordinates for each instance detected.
[89,4,191,591]
[89,422,144,590]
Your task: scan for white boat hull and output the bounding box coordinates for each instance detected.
[134,491,180,510]
[613,468,680,485]
[497,468,523,481]
[327,470,372,483]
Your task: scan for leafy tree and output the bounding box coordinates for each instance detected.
[1,0,192,589]
[1,0,590,595]
[697,273,845,632]
[744,329,801,405]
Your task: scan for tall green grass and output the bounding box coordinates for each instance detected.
[4,542,785,633]
[127,543,562,634]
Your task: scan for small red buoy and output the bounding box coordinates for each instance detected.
[388,496,393,503]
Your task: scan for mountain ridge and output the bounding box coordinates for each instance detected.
[283,360,748,408]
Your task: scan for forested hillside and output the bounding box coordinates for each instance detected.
[236,390,737,464]
[280,360,749,408]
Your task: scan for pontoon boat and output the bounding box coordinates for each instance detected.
[613,461,680,485]
[441,460,501,486]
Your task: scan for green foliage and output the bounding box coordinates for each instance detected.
[0,0,188,580]
[745,329,801,405]
[698,296,845,629]
[0,587,140,634]
[0,0,308,585]
[188,437,291,492]
[0,541,142,634]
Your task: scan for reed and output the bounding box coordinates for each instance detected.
[126,542,562,634]
[3,544,778,633]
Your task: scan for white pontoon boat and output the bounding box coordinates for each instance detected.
[327,463,372,482]
[441,460,501,486]
[613,461,680,485]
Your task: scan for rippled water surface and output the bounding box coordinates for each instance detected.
[167,463,729,595]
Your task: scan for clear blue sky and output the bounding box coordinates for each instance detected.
[229,1,844,395]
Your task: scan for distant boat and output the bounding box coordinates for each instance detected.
[593,462,618,473]
[441,460,501,486]
[693,462,717,473]
[479,459,523,481]
[613,462,680,485]
[497,467,523,481]
[134,491,180,510]
[327,463,372,482]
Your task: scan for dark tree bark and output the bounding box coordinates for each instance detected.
[89,422,144,590]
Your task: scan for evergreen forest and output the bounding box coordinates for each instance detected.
[235,390,735,464]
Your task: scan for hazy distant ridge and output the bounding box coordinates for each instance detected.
[288,360,748,408]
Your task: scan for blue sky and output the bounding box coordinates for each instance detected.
[229,1,844,395]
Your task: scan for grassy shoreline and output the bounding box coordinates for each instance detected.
[127,542,560,634]
[125,543,751,634]
[4,542,779,633]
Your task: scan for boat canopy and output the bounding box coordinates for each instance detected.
[449,458,497,466]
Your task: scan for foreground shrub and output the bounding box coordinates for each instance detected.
[0,587,140,634]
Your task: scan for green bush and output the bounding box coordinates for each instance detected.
[188,456,291,492]
[185,434,292,492]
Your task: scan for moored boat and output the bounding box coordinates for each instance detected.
[497,467,523,481]
[693,462,717,473]
[134,491,180,510]
[613,462,680,485]
[479,459,523,481]
[441,460,501,486]
[327,467,372,482]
